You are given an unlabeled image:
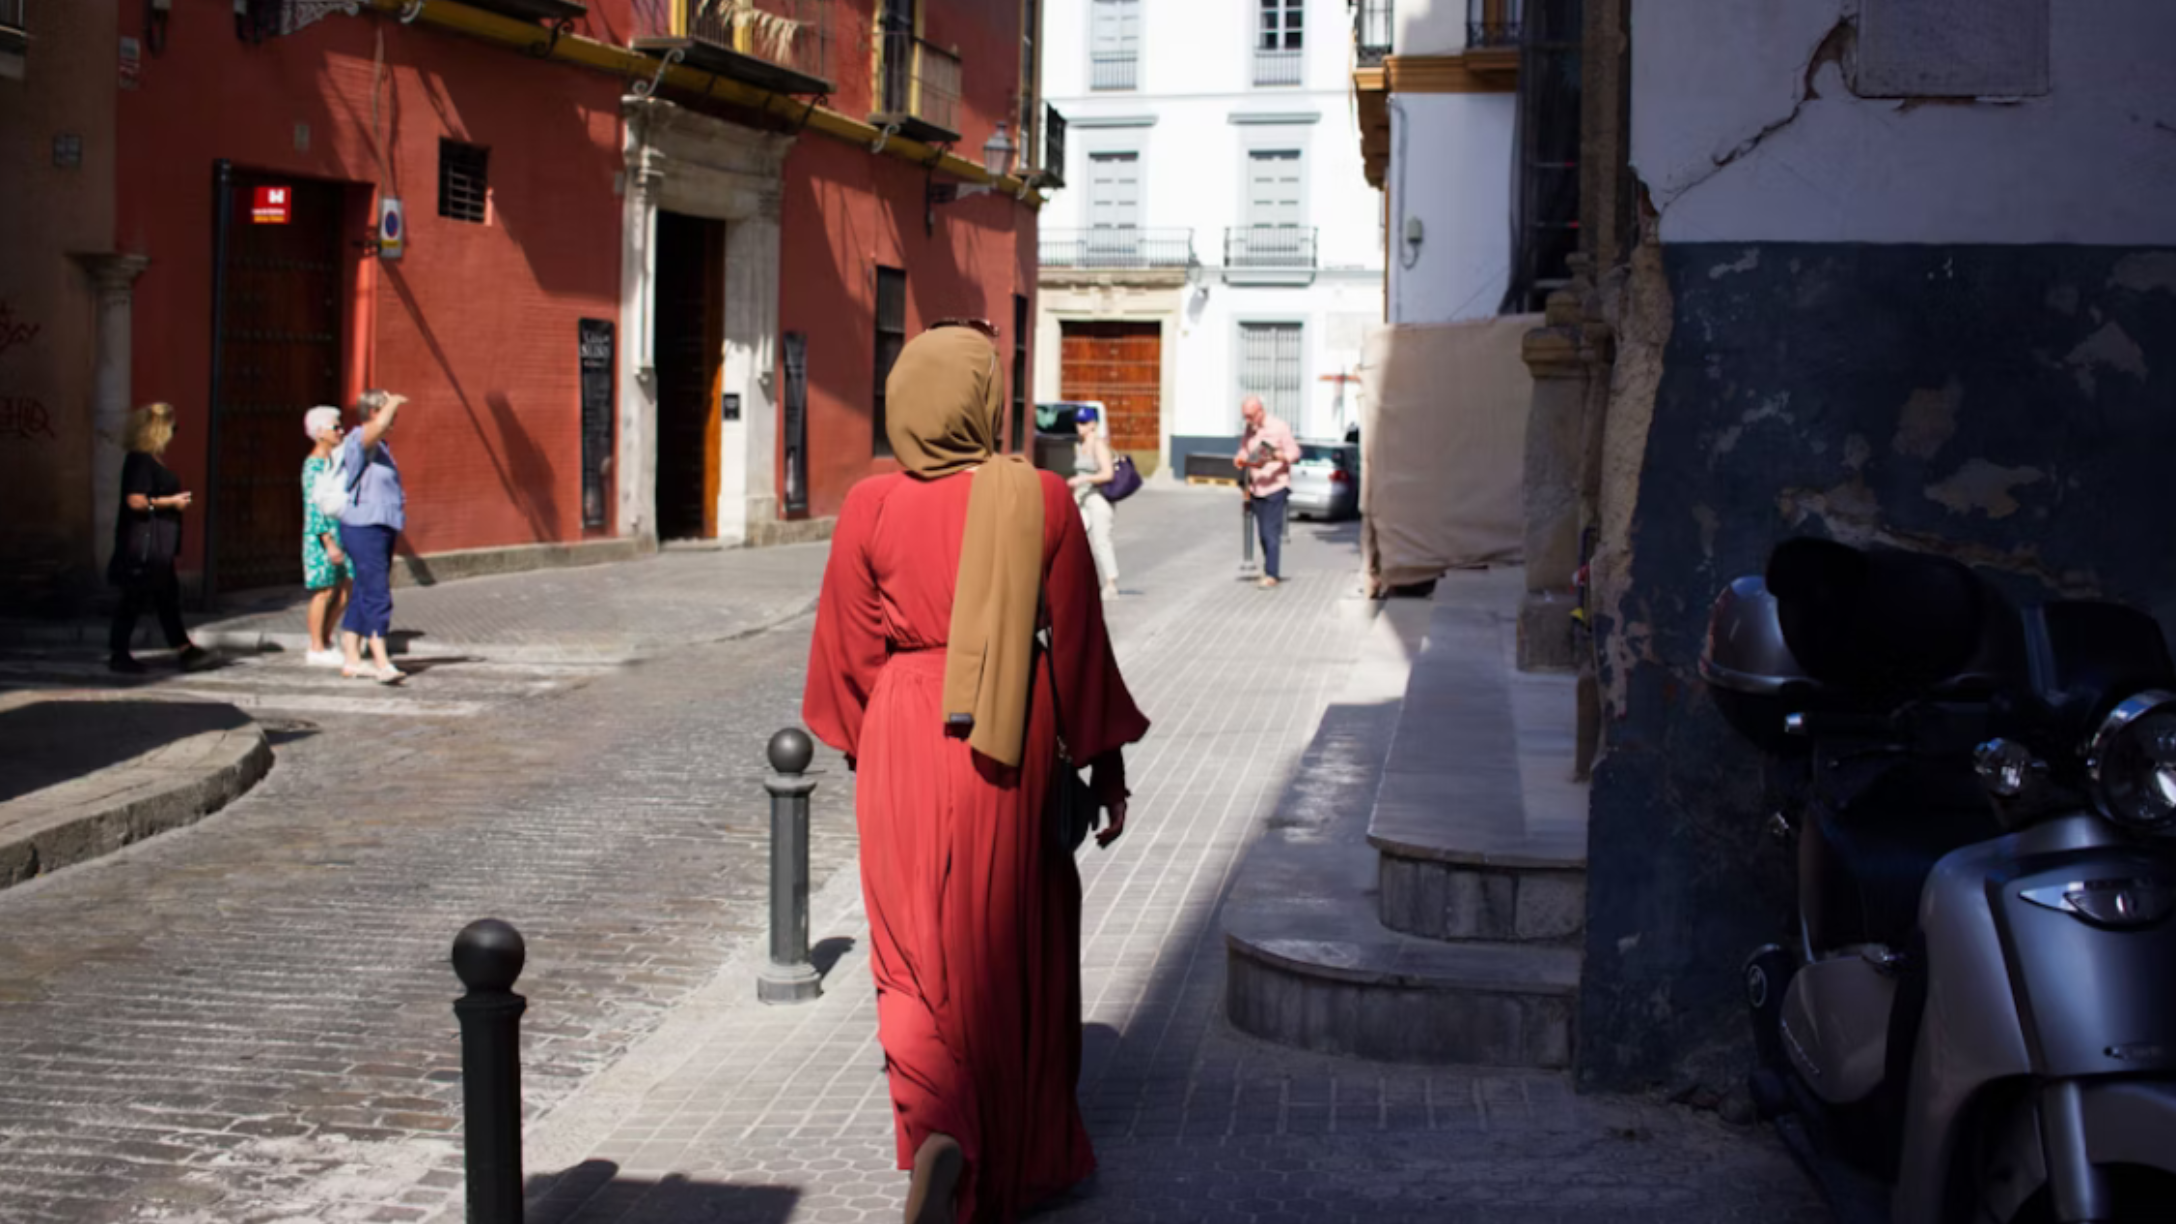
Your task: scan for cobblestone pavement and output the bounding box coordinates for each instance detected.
[505,508,1826,1224]
[0,486,1824,1222]
[0,488,1237,1223]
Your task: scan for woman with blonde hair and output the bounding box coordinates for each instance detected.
[106,402,207,673]
[300,406,351,666]
[804,323,1149,1223]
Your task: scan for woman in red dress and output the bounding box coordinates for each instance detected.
[804,324,1150,1224]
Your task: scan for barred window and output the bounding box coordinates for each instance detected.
[438,139,490,224]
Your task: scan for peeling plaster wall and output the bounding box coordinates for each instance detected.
[1579,0,2176,1090]
[1633,0,2176,246]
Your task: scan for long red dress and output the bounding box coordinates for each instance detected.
[804,468,1149,1224]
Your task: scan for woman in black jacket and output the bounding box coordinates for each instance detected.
[108,402,206,674]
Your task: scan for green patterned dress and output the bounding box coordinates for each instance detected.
[301,454,351,591]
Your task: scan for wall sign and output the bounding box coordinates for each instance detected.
[378,197,405,260]
[578,319,615,529]
[721,392,741,422]
[250,185,292,225]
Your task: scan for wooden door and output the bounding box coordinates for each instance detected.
[654,210,725,541]
[213,175,345,592]
[1059,320,1160,459]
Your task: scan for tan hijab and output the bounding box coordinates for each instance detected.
[886,326,1045,767]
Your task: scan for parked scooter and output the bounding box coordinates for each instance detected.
[1700,537,2176,1223]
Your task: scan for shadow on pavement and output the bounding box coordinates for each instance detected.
[0,700,254,804]
[812,935,857,978]
[527,1160,801,1224]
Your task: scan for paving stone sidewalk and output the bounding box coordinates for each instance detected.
[0,542,831,664]
[502,523,1826,1223]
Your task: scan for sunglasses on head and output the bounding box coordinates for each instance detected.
[929,317,999,340]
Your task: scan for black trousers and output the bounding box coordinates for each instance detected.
[109,568,189,656]
[1254,489,1290,580]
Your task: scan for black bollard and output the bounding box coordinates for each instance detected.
[759,728,822,1003]
[452,919,527,1224]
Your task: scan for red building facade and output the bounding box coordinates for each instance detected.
[0,0,1047,604]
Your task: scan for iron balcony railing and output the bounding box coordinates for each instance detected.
[1466,0,1522,47]
[1253,46,1303,86]
[1224,226,1318,269]
[1040,228,1195,271]
[874,27,962,140]
[631,0,832,92]
[0,0,24,32]
[1353,0,1392,67]
[1090,49,1137,90]
[1039,103,1067,188]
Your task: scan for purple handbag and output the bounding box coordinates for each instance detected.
[1102,455,1143,503]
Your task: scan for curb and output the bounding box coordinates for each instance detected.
[0,713,275,892]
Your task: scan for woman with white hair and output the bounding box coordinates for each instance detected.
[300,406,351,667]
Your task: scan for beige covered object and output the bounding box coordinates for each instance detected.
[1358,314,1540,591]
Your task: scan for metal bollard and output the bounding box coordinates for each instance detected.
[759,728,822,1003]
[451,918,527,1224]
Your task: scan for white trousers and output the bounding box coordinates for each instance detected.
[1077,490,1118,586]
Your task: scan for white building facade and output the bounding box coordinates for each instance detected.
[1036,0,1386,472]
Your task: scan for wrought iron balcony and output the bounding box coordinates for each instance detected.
[1037,103,1068,188]
[1225,226,1317,270]
[1353,0,1392,67]
[1040,228,1195,272]
[1466,0,1522,48]
[631,0,832,96]
[1090,50,1137,91]
[0,0,25,32]
[871,27,962,144]
[1253,46,1303,87]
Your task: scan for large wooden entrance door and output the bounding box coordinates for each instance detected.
[654,210,726,541]
[1059,320,1161,463]
[211,173,345,593]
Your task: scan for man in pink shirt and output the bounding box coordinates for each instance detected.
[1233,396,1302,588]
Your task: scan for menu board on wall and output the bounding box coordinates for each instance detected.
[578,318,614,529]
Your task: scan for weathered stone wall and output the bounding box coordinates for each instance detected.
[1576,241,2176,1089]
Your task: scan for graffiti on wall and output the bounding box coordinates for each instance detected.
[0,301,53,443]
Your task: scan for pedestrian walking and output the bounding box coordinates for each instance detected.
[803,324,1150,1224]
[1233,395,1301,588]
[300,406,352,667]
[106,402,209,674]
[336,389,409,684]
[1068,406,1121,599]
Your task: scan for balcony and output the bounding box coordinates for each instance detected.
[1036,103,1067,188]
[631,0,832,97]
[1040,228,1195,273]
[1353,0,1392,67]
[1223,226,1317,285]
[0,0,23,74]
[1090,49,1136,91]
[1466,0,1522,48]
[871,28,962,144]
[1253,46,1303,87]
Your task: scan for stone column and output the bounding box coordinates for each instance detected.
[1517,284,1590,672]
[718,192,782,546]
[616,140,666,545]
[73,252,151,574]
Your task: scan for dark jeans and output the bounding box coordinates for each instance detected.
[109,567,189,657]
[1254,489,1289,580]
[339,523,398,639]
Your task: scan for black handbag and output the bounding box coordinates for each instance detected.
[1041,615,1103,858]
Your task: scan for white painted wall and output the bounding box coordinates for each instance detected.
[1387,92,1515,323]
[1633,0,2176,245]
[1042,0,1385,447]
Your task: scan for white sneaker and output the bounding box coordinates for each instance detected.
[304,649,344,668]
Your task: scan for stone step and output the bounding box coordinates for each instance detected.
[1218,580,1582,1069]
[1225,890,1582,1068]
[1366,607,1587,944]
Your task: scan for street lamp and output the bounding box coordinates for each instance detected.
[927,123,1018,234]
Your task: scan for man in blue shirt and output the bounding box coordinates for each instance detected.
[338,389,409,682]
